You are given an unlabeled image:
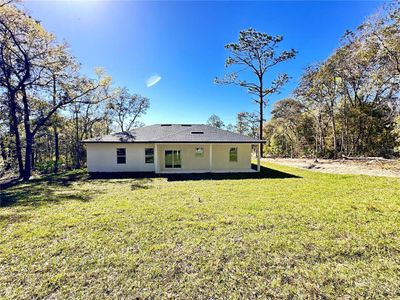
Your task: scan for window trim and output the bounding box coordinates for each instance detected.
[145,148,154,164]
[229,147,238,162]
[116,148,126,164]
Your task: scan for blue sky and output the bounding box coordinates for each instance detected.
[24,0,384,125]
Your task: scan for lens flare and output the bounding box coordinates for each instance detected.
[146,74,162,87]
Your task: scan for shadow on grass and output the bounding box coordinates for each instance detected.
[0,170,99,208]
[89,164,301,182]
[0,165,300,208]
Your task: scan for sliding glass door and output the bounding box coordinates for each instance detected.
[165,150,181,168]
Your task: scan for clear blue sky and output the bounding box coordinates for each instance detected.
[24,0,384,125]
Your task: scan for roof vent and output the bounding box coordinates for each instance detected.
[161,124,172,127]
[181,124,192,127]
[191,131,204,134]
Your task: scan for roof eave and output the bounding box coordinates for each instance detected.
[81,140,266,144]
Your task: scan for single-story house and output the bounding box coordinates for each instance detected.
[82,124,265,174]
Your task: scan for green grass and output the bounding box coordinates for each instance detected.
[1,163,399,299]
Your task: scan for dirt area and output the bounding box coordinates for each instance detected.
[265,158,400,178]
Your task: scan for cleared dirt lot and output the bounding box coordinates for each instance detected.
[265,158,400,178]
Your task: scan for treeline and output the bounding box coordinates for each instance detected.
[0,2,149,179]
[264,3,400,158]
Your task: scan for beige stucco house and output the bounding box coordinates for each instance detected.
[82,124,264,174]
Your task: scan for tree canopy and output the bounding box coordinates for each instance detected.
[264,2,399,158]
[0,2,150,179]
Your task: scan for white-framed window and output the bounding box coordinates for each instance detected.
[195,147,204,157]
[117,148,126,164]
[229,147,238,162]
[145,148,154,163]
[165,150,181,168]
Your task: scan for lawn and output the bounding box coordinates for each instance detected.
[1,162,399,299]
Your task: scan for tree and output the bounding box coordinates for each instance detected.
[225,123,235,132]
[0,4,112,179]
[0,0,15,8]
[206,114,225,128]
[270,99,305,158]
[394,116,400,153]
[267,1,400,159]
[236,112,250,135]
[215,28,297,156]
[0,2,153,179]
[0,4,32,176]
[108,87,150,132]
[235,111,259,138]
[295,63,341,158]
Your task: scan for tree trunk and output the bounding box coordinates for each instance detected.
[259,100,263,157]
[331,106,337,159]
[54,127,59,173]
[31,145,35,171]
[52,75,60,173]
[75,108,81,168]
[23,133,33,180]
[8,91,24,177]
[314,133,318,161]
[259,78,264,158]
[21,87,32,180]
[0,137,10,171]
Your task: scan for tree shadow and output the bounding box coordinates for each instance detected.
[0,164,300,208]
[131,178,153,190]
[0,177,22,190]
[0,171,100,208]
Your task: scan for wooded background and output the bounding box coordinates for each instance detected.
[0,1,149,179]
[212,2,399,160]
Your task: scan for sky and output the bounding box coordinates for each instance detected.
[23,0,384,126]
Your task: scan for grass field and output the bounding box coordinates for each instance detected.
[1,162,399,299]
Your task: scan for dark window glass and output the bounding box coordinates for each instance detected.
[117,148,126,164]
[229,147,238,162]
[117,156,126,164]
[165,150,181,168]
[117,148,126,156]
[145,148,154,163]
[165,150,173,168]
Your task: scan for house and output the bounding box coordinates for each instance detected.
[82,124,264,174]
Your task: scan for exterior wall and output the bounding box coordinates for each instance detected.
[156,143,252,172]
[86,143,253,173]
[211,144,252,171]
[157,143,211,172]
[86,143,155,172]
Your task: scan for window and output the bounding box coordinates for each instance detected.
[195,147,204,157]
[165,150,181,168]
[117,148,126,164]
[145,148,154,163]
[229,147,238,162]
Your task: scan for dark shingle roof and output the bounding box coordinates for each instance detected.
[82,124,264,143]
